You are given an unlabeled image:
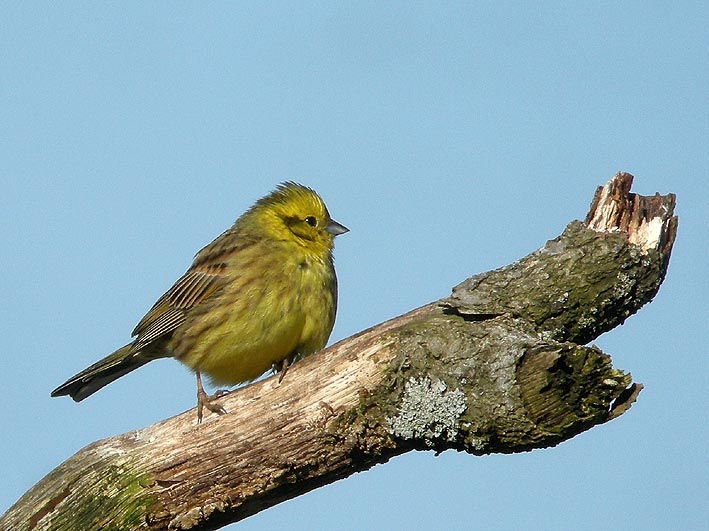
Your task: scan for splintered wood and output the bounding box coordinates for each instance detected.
[585,172,677,254]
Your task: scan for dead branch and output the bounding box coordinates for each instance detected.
[1,172,677,531]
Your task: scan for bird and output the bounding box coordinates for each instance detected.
[51,182,348,422]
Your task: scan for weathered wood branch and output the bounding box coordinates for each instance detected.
[2,172,677,531]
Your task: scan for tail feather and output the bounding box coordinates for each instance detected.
[51,344,153,402]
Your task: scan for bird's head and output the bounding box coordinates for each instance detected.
[244,182,348,256]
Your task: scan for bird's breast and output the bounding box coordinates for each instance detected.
[174,252,336,386]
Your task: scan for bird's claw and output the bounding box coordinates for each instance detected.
[197,386,227,423]
[195,371,228,423]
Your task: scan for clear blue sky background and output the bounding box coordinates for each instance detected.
[2,3,707,530]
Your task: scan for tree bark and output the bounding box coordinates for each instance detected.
[2,173,677,531]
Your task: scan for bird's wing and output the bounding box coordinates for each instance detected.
[130,262,228,350]
[129,231,251,351]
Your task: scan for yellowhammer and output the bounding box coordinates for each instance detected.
[51,182,348,421]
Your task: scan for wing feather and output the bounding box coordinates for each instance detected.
[129,230,257,352]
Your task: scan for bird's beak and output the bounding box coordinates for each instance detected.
[325,219,349,236]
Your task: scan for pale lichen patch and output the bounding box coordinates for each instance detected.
[387,377,467,445]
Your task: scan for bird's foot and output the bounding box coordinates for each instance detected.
[197,387,227,423]
[195,371,227,423]
[273,357,291,383]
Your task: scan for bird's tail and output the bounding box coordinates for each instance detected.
[51,344,152,402]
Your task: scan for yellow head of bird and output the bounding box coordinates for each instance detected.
[245,182,348,256]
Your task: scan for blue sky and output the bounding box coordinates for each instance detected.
[2,3,707,529]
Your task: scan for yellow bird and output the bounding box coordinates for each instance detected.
[51,182,348,421]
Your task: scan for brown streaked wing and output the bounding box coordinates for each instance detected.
[129,229,258,352]
[130,263,228,351]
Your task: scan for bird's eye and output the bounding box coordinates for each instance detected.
[304,216,317,227]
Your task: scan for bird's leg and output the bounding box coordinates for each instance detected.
[195,371,227,423]
[274,357,290,383]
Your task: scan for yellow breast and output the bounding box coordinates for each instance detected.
[172,252,336,386]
